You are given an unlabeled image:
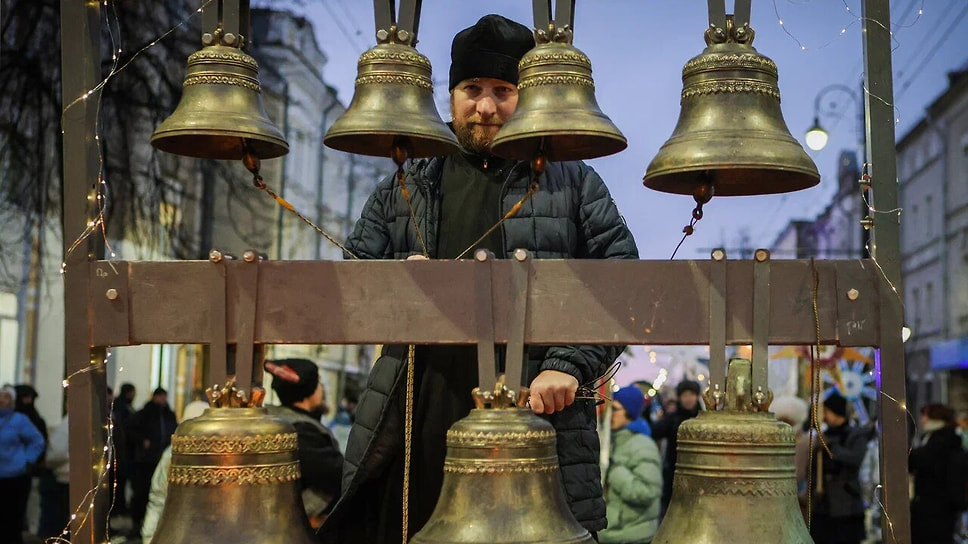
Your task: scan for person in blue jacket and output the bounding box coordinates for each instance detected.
[0,384,45,544]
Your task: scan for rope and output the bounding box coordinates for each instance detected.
[401,344,416,542]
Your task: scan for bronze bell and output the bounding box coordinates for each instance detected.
[643,15,819,197]
[411,383,594,543]
[151,43,289,160]
[151,387,315,544]
[323,41,459,158]
[652,359,813,543]
[491,12,626,161]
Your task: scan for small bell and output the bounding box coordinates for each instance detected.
[324,0,458,159]
[491,2,626,162]
[652,359,813,543]
[151,384,316,544]
[411,382,594,543]
[151,37,288,160]
[643,11,819,197]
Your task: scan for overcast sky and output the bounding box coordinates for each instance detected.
[285,0,968,259]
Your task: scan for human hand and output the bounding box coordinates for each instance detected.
[143,439,150,450]
[406,254,429,260]
[529,370,578,414]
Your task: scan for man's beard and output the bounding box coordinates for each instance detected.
[453,118,498,154]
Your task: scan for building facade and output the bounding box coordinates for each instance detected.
[897,65,968,412]
[0,8,388,425]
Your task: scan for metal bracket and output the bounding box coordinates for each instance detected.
[474,250,497,400]
[752,249,772,410]
[372,0,422,44]
[505,249,532,403]
[532,0,575,42]
[208,249,230,386]
[232,250,261,393]
[708,248,727,408]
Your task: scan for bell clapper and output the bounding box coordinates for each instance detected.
[670,178,714,259]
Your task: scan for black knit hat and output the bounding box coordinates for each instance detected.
[449,14,534,91]
[265,358,319,405]
[676,380,701,397]
[823,392,848,418]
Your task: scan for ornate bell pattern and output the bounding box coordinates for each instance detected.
[644,16,819,197]
[323,40,459,158]
[411,384,594,544]
[652,359,813,543]
[491,22,626,162]
[151,43,289,160]
[151,399,316,544]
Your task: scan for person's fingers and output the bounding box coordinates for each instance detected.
[564,387,576,407]
[530,393,545,414]
[554,388,566,412]
[406,254,429,260]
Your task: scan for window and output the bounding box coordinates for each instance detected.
[926,195,934,239]
[926,282,934,330]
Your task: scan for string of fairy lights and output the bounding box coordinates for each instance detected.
[50,1,941,542]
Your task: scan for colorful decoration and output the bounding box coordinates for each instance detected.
[823,360,878,424]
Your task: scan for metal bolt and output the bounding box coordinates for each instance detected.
[209,249,223,263]
[474,249,489,262]
[860,217,874,230]
[243,250,257,263]
[105,288,118,301]
[223,33,237,45]
[396,29,410,43]
[847,288,860,301]
[202,33,215,46]
[754,249,770,262]
[711,248,726,261]
[376,29,389,42]
[513,248,529,262]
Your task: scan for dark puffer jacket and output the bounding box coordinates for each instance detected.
[323,156,638,540]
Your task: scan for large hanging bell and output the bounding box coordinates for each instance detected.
[652,359,813,543]
[324,41,459,158]
[151,404,316,544]
[412,393,593,543]
[151,44,289,160]
[643,17,819,197]
[491,24,626,161]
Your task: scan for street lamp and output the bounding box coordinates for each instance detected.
[805,116,829,151]
[803,84,861,152]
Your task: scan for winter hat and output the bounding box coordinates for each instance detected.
[0,384,15,403]
[921,403,955,425]
[14,384,38,400]
[449,14,534,90]
[823,392,848,418]
[771,395,809,428]
[676,380,702,397]
[613,386,645,420]
[265,358,319,406]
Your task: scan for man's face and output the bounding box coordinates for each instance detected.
[306,383,325,414]
[679,391,699,411]
[153,393,166,406]
[450,77,519,154]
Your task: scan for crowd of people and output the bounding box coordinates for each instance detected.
[1,368,354,544]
